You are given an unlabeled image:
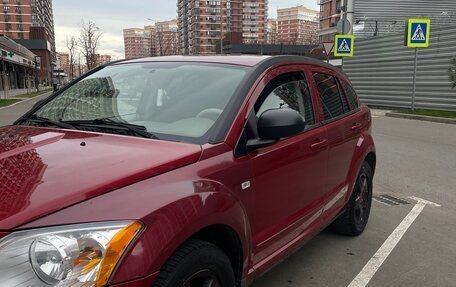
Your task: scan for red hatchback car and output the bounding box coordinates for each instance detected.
[0,56,375,287]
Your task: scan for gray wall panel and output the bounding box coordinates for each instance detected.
[344,25,456,111]
[354,0,456,38]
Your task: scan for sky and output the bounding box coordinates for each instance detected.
[53,0,319,60]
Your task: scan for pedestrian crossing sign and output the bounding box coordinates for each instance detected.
[334,35,354,57]
[407,18,430,48]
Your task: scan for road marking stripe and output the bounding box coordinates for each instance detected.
[347,197,440,287]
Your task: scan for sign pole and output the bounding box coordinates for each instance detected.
[411,47,418,111]
[405,18,430,112]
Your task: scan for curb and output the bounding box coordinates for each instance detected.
[385,112,456,125]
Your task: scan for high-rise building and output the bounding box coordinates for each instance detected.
[0,0,56,83]
[277,6,319,45]
[266,18,278,44]
[178,0,268,55]
[123,27,153,59]
[124,20,179,59]
[0,0,55,56]
[155,20,179,56]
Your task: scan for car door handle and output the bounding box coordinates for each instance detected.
[351,123,362,131]
[310,139,328,151]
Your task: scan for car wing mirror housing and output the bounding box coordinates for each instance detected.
[246,108,306,151]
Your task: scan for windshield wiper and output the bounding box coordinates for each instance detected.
[20,115,77,130]
[64,118,159,139]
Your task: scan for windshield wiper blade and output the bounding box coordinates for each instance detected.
[21,115,77,130]
[65,118,159,139]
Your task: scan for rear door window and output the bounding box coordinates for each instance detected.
[312,72,349,121]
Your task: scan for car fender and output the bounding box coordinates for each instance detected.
[19,173,252,285]
[111,184,252,284]
[345,129,376,202]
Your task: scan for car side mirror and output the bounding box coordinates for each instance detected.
[246,108,306,151]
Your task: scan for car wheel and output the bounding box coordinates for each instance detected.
[152,239,236,287]
[331,161,373,236]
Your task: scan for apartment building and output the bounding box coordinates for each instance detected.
[178,0,268,55]
[95,54,112,66]
[124,20,179,59]
[266,18,278,44]
[0,0,55,45]
[155,19,179,56]
[318,0,342,42]
[0,0,55,83]
[277,5,319,45]
[123,27,153,59]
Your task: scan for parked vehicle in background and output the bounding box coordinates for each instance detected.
[0,56,376,287]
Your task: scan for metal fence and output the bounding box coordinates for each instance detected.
[353,0,456,38]
[343,25,456,111]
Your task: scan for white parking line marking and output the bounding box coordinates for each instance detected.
[347,196,441,287]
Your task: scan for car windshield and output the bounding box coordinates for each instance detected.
[33,62,249,143]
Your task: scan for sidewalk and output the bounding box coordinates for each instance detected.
[0,91,52,127]
[0,87,51,99]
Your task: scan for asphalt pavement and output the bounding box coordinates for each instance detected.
[1,104,455,286]
[252,115,456,287]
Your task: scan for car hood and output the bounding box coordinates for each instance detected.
[0,126,202,230]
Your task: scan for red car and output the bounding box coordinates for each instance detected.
[0,56,375,287]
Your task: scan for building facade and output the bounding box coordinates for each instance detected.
[95,54,112,66]
[0,0,55,83]
[277,6,319,45]
[266,18,278,44]
[57,52,89,80]
[123,27,153,59]
[155,20,179,56]
[0,35,37,92]
[178,0,268,55]
[124,21,179,59]
[318,0,342,42]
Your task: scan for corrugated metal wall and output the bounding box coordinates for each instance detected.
[353,0,456,38]
[343,25,456,111]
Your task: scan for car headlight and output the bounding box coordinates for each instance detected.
[0,221,142,287]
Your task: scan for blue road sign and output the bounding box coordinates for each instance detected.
[334,35,354,57]
[407,18,431,48]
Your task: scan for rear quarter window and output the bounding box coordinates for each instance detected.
[312,72,349,121]
[342,80,360,110]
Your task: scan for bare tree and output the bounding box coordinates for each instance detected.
[66,36,77,80]
[78,20,102,70]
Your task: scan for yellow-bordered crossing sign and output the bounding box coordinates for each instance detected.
[406,18,431,48]
[334,35,354,57]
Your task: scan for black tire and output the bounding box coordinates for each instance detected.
[331,161,373,236]
[152,239,236,287]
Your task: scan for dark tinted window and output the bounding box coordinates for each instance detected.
[313,72,348,120]
[343,80,360,109]
[256,73,315,126]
